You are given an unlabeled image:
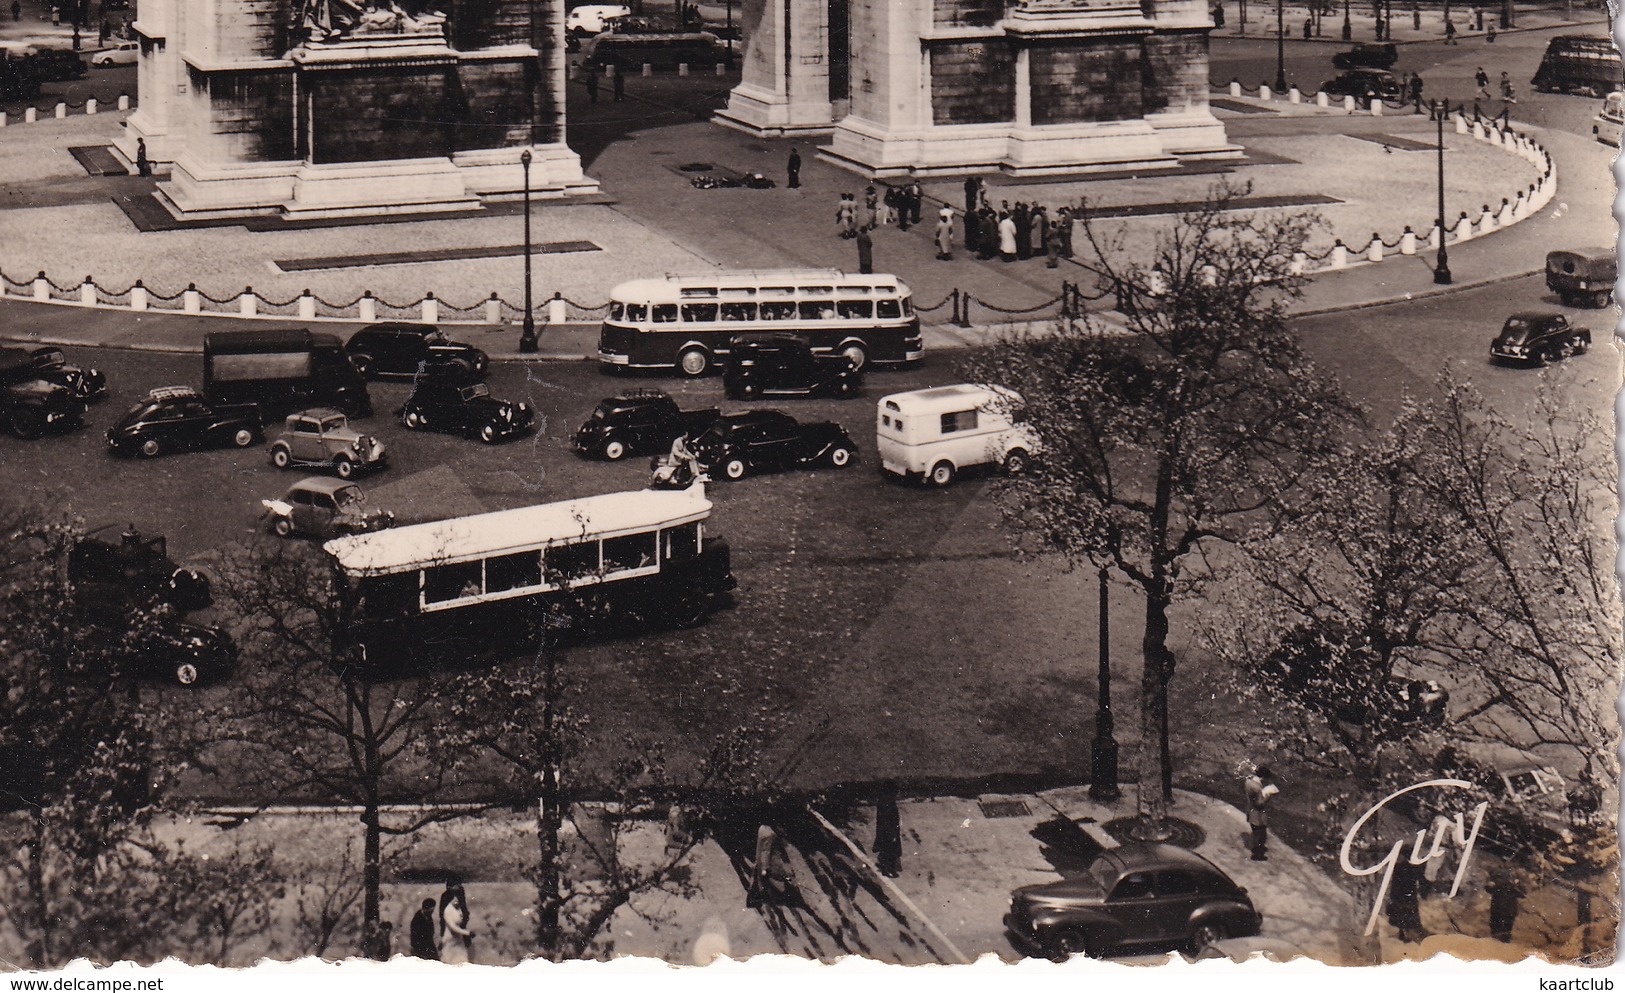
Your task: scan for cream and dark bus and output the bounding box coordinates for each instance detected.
[597,269,924,377]
[323,483,734,668]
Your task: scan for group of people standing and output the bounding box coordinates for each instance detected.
[402,881,476,964]
[959,177,1074,267]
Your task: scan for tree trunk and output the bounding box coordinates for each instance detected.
[27,808,53,967]
[535,644,564,960]
[361,804,381,940]
[1136,580,1177,838]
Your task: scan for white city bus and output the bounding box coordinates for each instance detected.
[597,269,924,377]
[323,483,734,667]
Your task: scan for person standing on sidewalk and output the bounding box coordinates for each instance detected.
[963,175,979,216]
[837,193,856,239]
[1243,766,1278,861]
[135,137,151,178]
[1056,205,1074,257]
[856,224,874,275]
[1444,16,1457,42]
[1500,71,1516,103]
[439,885,473,964]
[1044,215,1064,268]
[997,211,1017,263]
[409,898,440,959]
[787,146,801,189]
[934,207,955,260]
[1409,73,1424,109]
[906,180,923,225]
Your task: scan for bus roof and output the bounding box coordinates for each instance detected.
[610,270,908,302]
[879,384,1022,415]
[324,486,713,575]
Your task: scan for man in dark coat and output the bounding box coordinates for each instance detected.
[1487,864,1523,942]
[906,180,923,225]
[977,205,997,260]
[1385,857,1425,942]
[1056,205,1074,257]
[963,207,980,255]
[963,176,978,216]
[856,225,874,274]
[1013,202,1031,260]
[787,146,801,188]
[409,898,439,959]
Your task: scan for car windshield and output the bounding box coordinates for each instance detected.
[590,404,612,421]
[125,401,161,420]
[320,416,346,432]
[462,384,491,401]
[335,487,364,507]
[1502,318,1533,333]
[1088,858,1119,891]
[34,350,64,367]
[426,331,447,345]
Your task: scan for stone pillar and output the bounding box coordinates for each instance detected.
[359,292,377,324]
[715,0,835,135]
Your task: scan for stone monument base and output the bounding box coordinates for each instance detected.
[713,82,836,137]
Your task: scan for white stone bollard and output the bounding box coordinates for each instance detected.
[1291,251,1307,275]
[0,112,7,127]
[715,63,726,76]
[1201,264,1217,286]
[1400,228,1417,255]
[1455,215,1473,242]
[678,63,688,76]
[1454,113,1468,134]
[1316,91,1329,108]
[359,293,377,324]
[1343,95,1356,113]
[80,279,96,306]
[86,98,96,115]
[1289,86,1301,104]
[54,102,66,119]
[183,285,201,314]
[1260,85,1272,101]
[1427,224,1441,250]
[1331,243,1348,269]
[1477,209,1494,236]
[642,62,652,76]
[1230,81,1242,96]
[117,94,130,110]
[1471,121,1484,139]
[1371,99,1383,116]
[32,273,48,302]
[485,295,501,325]
[24,107,37,123]
[421,294,438,324]
[299,291,317,320]
[1497,200,1513,226]
[547,294,567,324]
[239,290,258,317]
[1367,236,1383,263]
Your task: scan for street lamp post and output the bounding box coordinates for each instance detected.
[519,149,538,353]
[1274,0,1287,92]
[1433,100,1453,284]
[1089,566,1121,802]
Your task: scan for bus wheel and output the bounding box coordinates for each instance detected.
[840,343,868,371]
[679,348,710,377]
[666,589,708,629]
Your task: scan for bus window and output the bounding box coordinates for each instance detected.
[761,287,795,297]
[837,300,873,319]
[681,303,719,323]
[609,302,625,320]
[549,540,600,579]
[719,287,757,298]
[662,522,700,560]
[651,304,678,324]
[604,533,657,571]
[877,299,902,319]
[487,550,542,592]
[940,409,979,434]
[358,573,417,618]
[626,303,647,321]
[761,302,796,320]
[901,298,914,316]
[720,302,756,321]
[799,301,837,320]
[803,286,834,296]
[425,560,483,603]
[681,287,717,298]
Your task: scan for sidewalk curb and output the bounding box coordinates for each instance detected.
[1288,266,1544,317]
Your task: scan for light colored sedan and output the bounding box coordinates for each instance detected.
[91,41,138,66]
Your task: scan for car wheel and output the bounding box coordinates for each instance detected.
[480,424,499,444]
[334,455,355,479]
[139,437,162,458]
[929,460,955,487]
[9,408,43,440]
[1536,348,1552,367]
[1187,923,1227,956]
[722,457,748,481]
[451,359,475,380]
[678,347,710,378]
[828,445,853,468]
[351,354,374,379]
[174,661,200,686]
[272,517,293,538]
[840,343,868,371]
[1047,930,1097,962]
[271,445,292,469]
[1004,448,1030,475]
[603,439,627,461]
[232,427,255,448]
[1574,336,1590,355]
[403,410,424,429]
[1594,291,1613,309]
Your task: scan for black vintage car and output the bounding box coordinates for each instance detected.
[398,377,534,443]
[73,600,238,686]
[690,409,857,481]
[345,323,490,380]
[69,524,214,613]
[1331,42,1398,70]
[1490,312,1591,365]
[28,346,107,403]
[572,389,720,461]
[1321,69,1403,105]
[106,386,263,457]
[723,334,862,400]
[0,346,86,439]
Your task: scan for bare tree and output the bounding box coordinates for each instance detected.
[960,184,1357,834]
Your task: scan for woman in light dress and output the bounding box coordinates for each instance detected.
[439,885,474,964]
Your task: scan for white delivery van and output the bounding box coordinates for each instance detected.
[876,384,1037,486]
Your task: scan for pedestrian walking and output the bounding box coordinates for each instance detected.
[856,225,874,274]
[886,185,906,230]
[1210,1,1225,26]
[1475,66,1490,99]
[585,68,599,102]
[997,212,1017,262]
[1486,22,1496,41]
[439,884,473,964]
[1243,766,1278,861]
[409,898,440,959]
[1302,17,1311,38]
[787,146,801,189]
[135,137,151,178]
[861,186,879,230]
[1487,864,1523,941]
[98,18,109,43]
[906,180,923,225]
[837,193,856,238]
[1444,16,1457,42]
[934,209,955,260]
[1385,856,1425,943]
[613,67,625,101]
[1409,73,1424,109]
[51,5,59,25]
[1500,71,1516,103]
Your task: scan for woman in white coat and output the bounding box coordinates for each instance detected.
[440,888,474,964]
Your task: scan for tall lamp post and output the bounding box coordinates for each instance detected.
[1089,565,1121,802]
[1274,0,1287,92]
[1432,100,1452,285]
[519,149,538,353]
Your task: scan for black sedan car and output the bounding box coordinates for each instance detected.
[29,347,107,403]
[1005,843,1263,960]
[723,334,862,400]
[1490,312,1591,365]
[1331,42,1398,69]
[1321,69,1403,105]
[345,323,489,380]
[397,378,534,443]
[106,387,263,458]
[571,389,720,461]
[690,409,857,481]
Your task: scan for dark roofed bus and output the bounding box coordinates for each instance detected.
[598,269,924,377]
